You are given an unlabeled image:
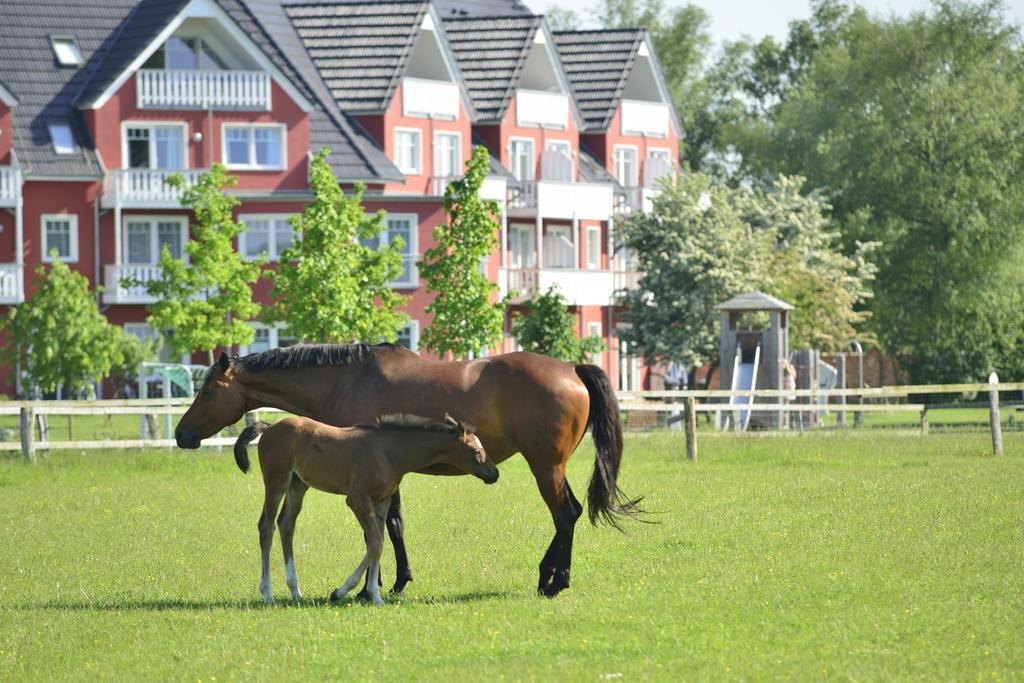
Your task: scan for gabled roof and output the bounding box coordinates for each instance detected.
[717,292,794,312]
[433,0,531,18]
[0,0,401,181]
[284,0,431,115]
[579,142,618,187]
[442,14,541,124]
[553,28,647,133]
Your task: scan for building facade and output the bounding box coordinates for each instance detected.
[0,0,681,396]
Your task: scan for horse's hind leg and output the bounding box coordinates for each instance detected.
[259,472,290,605]
[277,475,309,601]
[529,461,583,598]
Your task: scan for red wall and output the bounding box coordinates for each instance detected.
[86,78,310,192]
[581,103,679,184]
[21,180,101,288]
[0,103,12,164]
[496,96,580,180]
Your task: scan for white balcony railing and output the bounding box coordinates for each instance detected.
[621,100,669,137]
[614,187,647,215]
[429,176,460,197]
[503,267,617,306]
[0,166,21,207]
[103,169,206,208]
[137,70,271,110]
[403,78,459,120]
[614,270,643,292]
[0,263,24,304]
[103,264,162,304]
[643,157,674,189]
[516,90,569,129]
[540,150,573,182]
[508,181,614,220]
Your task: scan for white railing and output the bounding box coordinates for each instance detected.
[614,187,644,214]
[621,100,668,137]
[504,267,617,306]
[136,70,271,110]
[516,90,569,128]
[506,268,540,298]
[613,270,643,292]
[508,182,538,209]
[104,169,205,208]
[103,264,162,304]
[643,157,674,189]
[403,78,459,119]
[0,166,21,206]
[540,150,573,182]
[0,263,23,304]
[429,176,460,196]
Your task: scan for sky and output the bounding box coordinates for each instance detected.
[527,0,1024,48]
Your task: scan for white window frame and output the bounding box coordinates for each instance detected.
[121,121,189,170]
[41,214,79,263]
[433,131,462,179]
[47,122,76,155]
[51,36,84,68]
[614,145,639,188]
[509,137,536,183]
[239,323,299,356]
[221,123,286,171]
[586,225,602,270]
[396,320,420,353]
[123,216,189,265]
[238,214,296,261]
[393,127,423,175]
[367,212,420,288]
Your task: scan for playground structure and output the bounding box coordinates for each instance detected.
[138,362,207,439]
[717,292,792,430]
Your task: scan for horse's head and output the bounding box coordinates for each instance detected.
[444,413,499,485]
[175,352,248,449]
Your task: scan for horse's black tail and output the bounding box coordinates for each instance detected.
[233,421,269,474]
[575,364,644,530]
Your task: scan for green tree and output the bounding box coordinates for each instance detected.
[545,6,580,31]
[109,330,157,398]
[512,286,605,364]
[419,146,506,359]
[727,1,1024,381]
[268,150,408,343]
[3,259,122,395]
[141,165,261,362]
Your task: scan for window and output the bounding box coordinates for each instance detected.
[646,148,674,187]
[586,225,602,270]
[396,321,419,352]
[142,36,227,70]
[223,125,284,170]
[362,214,418,287]
[239,215,295,260]
[47,122,75,155]
[240,324,299,355]
[124,218,186,264]
[41,214,79,262]
[508,224,536,269]
[510,139,534,183]
[434,132,460,178]
[614,146,638,187]
[394,129,422,174]
[543,225,574,268]
[51,37,84,68]
[125,125,184,170]
[542,140,573,182]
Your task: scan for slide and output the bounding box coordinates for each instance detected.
[729,345,761,431]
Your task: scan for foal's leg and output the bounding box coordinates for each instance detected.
[277,475,309,601]
[259,472,290,605]
[529,460,583,598]
[357,487,411,599]
[364,497,391,605]
[330,496,382,604]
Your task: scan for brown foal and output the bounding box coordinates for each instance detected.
[233,413,498,606]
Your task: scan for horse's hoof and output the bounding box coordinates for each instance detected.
[329,589,346,604]
[353,589,373,604]
[391,575,412,595]
[539,582,568,598]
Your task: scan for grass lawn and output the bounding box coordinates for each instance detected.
[0,432,1021,680]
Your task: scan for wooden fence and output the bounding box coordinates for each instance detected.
[2,378,1021,463]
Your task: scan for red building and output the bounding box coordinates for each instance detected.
[0,0,680,396]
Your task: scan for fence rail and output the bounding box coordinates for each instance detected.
[3,381,1020,462]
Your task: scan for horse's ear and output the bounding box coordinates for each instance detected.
[218,352,230,372]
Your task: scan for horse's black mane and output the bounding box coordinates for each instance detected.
[234,343,394,373]
[360,414,465,434]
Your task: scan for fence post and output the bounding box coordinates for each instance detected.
[19,406,35,463]
[684,397,698,462]
[989,372,1003,456]
[919,406,928,436]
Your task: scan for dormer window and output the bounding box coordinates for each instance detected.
[142,37,227,71]
[47,121,75,154]
[51,36,84,68]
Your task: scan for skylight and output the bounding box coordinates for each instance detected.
[47,122,75,154]
[51,37,84,68]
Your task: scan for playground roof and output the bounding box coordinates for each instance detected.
[716,292,794,312]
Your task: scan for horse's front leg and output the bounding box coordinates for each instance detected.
[357,487,413,599]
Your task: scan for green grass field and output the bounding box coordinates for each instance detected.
[1,432,1022,680]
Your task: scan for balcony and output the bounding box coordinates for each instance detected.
[403,78,459,120]
[0,166,21,207]
[0,263,24,304]
[614,187,656,215]
[103,169,206,208]
[508,180,614,220]
[621,100,669,137]
[502,267,617,306]
[136,70,271,110]
[429,176,459,197]
[103,264,162,304]
[516,90,569,129]
[614,270,643,292]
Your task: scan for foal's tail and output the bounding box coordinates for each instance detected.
[574,364,645,530]
[233,421,269,474]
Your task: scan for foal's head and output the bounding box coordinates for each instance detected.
[442,414,499,485]
[175,352,247,449]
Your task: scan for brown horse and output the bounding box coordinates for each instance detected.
[175,343,641,597]
[233,413,498,606]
